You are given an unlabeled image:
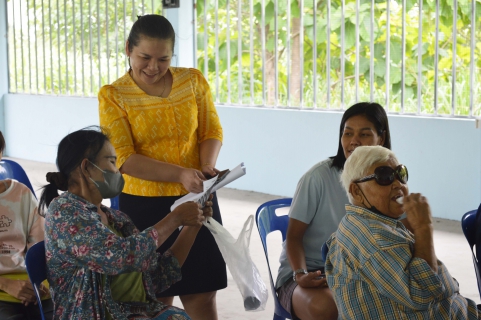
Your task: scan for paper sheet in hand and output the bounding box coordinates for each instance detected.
[170,163,246,211]
[171,175,219,205]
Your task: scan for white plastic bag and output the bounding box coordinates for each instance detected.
[203,215,268,312]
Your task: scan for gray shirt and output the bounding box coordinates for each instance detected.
[276,158,349,288]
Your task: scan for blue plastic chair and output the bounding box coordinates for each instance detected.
[25,241,47,320]
[321,242,329,263]
[255,198,293,320]
[110,195,119,210]
[0,159,36,198]
[461,205,481,298]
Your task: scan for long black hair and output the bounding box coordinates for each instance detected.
[330,102,391,170]
[38,126,110,215]
[0,131,5,154]
[127,14,175,53]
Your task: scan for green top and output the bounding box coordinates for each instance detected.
[104,222,147,319]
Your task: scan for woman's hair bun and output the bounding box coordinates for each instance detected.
[46,172,68,191]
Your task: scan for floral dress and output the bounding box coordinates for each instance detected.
[44,192,190,320]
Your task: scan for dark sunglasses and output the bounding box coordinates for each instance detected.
[354,164,408,186]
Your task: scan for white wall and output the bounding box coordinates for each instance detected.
[4,93,481,220]
[215,106,481,220]
[164,1,195,68]
[4,94,99,161]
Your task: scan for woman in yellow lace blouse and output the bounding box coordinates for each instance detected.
[98,14,226,320]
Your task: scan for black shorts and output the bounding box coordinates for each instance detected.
[119,192,227,297]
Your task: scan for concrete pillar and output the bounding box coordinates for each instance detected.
[0,0,8,135]
[164,0,195,68]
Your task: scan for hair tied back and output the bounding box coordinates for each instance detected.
[46,172,68,191]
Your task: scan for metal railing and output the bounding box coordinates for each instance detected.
[196,0,481,117]
[6,0,162,96]
[6,0,481,118]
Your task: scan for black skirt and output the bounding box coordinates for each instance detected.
[119,192,227,297]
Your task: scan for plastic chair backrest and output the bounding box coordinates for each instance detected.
[25,241,46,320]
[461,206,481,298]
[110,195,119,210]
[0,159,36,198]
[255,198,292,320]
[321,242,329,263]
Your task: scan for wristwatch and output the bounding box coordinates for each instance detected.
[292,268,308,282]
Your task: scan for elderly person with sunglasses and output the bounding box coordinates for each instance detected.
[325,146,480,319]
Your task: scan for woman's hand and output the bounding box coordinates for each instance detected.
[1,279,37,306]
[172,202,205,227]
[403,193,433,232]
[179,168,206,193]
[295,271,328,288]
[39,283,50,299]
[202,195,214,219]
[201,164,219,179]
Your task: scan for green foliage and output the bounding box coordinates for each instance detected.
[197,0,481,116]
[6,0,481,117]
[7,0,162,96]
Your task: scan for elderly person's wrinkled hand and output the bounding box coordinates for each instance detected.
[172,202,205,227]
[403,193,433,232]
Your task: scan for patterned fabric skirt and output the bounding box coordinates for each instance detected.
[119,192,227,297]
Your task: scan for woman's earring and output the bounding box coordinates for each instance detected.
[127,56,132,71]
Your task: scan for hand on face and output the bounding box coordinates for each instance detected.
[403,193,433,232]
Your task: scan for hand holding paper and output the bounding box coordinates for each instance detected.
[171,163,246,211]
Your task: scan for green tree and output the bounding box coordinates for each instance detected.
[197,0,481,116]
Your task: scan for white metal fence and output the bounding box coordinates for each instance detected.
[196,0,481,117]
[6,0,162,96]
[6,0,481,117]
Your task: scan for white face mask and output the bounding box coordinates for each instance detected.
[88,161,125,199]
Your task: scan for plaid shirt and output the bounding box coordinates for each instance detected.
[326,204,480,320]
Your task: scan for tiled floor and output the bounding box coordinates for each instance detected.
[8,157,480,319]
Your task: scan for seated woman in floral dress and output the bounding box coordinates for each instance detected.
[39,127,211,320]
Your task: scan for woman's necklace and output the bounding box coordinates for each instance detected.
[159,75,166,97]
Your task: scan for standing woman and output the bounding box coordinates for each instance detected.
[98,15,225,320]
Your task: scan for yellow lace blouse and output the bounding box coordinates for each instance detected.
[98,67,223,197]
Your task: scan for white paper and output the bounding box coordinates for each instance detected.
[211,163,246,193]
[171,175,218,206]
[203,175,218,192]
[171,162,246,211]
